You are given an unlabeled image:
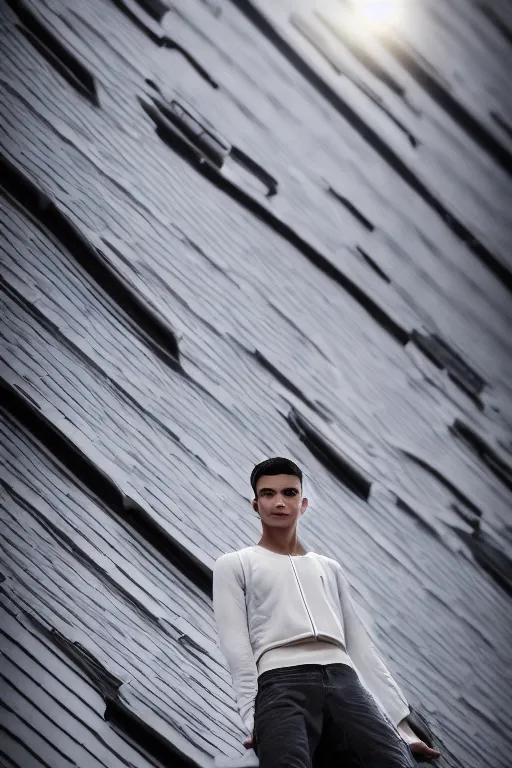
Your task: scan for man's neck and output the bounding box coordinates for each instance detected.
[257,533,307,556]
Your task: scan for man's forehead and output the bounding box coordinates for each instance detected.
[256,473,301,490]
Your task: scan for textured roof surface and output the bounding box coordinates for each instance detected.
[1,0,512,766]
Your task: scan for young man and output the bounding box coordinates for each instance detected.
[213,457,441,767]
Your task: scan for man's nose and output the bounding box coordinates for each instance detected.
[276,497,286,507]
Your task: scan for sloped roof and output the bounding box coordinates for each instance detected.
[1,0,511,767]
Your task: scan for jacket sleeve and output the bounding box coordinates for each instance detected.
[212,552,258,735]
[336,564,410,727]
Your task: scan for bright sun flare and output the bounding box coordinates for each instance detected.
[351,0,404,30]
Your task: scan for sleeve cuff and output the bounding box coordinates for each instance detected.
[392,702,411,728]
[243,711,254,736]
[397,718,419,745]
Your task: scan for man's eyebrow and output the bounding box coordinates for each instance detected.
[259,486,298,492]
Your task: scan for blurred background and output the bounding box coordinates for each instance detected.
[1,0,511,766]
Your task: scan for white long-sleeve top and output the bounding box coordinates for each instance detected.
[213,545,411,739]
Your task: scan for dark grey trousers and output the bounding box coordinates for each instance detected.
[253,663,418,768]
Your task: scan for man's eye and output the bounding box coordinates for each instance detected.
[284,489,297,496]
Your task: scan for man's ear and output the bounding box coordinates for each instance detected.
[252,499,259,514]
[301,497,308,515]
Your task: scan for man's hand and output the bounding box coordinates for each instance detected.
[243,734,254,749]
[410,740,441,760]
[397,719,441,761]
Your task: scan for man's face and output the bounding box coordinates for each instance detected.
[252,474,308,527]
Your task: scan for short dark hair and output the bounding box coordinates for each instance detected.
[250,457,303,495]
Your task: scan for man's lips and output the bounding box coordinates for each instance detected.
[271,512,288,516]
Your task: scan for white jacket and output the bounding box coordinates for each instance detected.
[213,545,410,736]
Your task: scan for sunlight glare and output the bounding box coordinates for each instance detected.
[351,0,405,32]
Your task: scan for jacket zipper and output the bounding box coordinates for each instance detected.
[289,556,318,640]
